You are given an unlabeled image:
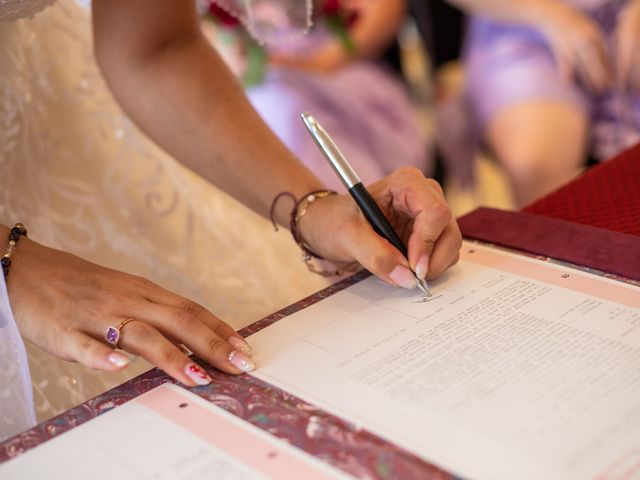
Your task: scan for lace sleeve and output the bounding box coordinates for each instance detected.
[0,0,56,21]
[0,274,35,441]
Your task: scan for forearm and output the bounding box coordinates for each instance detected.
[93,0,323,226]
[449,0,565,25]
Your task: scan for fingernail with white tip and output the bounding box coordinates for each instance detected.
[228,335,253,356]
[108,352,130,368]
[415,255,429,280]
[228,351,256,372]
[389,265,417,289]
[185,363,212,386]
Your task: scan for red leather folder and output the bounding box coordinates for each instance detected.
[524,143,640,236]
[458,143,640,281]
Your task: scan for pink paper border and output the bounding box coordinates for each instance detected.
[137,385,341,480]
[461,246,640,308]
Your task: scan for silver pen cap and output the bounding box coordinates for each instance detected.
[301,112,360,189]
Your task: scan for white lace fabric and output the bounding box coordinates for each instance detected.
[0,0,55,21]
[1,0,327,427]
[0,275,35,442]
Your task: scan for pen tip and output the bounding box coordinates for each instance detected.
[416,277,432,297]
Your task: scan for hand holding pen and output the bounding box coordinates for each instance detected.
[300,112,462,291]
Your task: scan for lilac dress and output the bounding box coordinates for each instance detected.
[465,0,640,162]
[247,28,431,191]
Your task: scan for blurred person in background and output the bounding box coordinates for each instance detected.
[450,0,640,207]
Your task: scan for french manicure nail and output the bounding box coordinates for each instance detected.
[228,335,253,356]
[415,255,429,280]
[228,350,256,372]
[185,363,212,386]
[389,265,417,289]
[107,352,130,368]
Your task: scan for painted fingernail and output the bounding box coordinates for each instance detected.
[228,335,253,356]
[415,255,429,280]
[185,363,212,386]
[107,352,130,368]
[228,350,256,372]
[389,265,417,289]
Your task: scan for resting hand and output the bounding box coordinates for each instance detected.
[299,168,462,288]
[536,1,610,93]
[6,233,254,387]
[614,0,640,92]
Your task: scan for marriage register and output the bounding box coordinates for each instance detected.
[249,241,640,480]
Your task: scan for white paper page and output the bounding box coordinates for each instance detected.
[250,242,640,480]
[0,384,351,480]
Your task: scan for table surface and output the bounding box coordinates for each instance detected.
[2,143,639,479]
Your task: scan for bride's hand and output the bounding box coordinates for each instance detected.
[5,232,255,387]
[299,168,462,288]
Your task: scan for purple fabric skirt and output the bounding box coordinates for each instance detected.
[247,62,430,191]
[464,0,640,161]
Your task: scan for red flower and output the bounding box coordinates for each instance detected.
[345,11,359,27]
[321,0,341,15]
[320,0,359,28]
[209,3,241,28]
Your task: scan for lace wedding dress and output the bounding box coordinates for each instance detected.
[0,0,326,437]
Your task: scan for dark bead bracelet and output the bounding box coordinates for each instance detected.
[2,223,27,278]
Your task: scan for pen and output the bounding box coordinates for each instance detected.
[301,112,431,296]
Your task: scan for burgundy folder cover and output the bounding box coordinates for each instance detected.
[524,143,640,236]
[457,207,640,281]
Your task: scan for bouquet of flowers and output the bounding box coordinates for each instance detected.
[206,0,359,86]
[207,3,267,86]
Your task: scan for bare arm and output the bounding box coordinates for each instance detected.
[448,0,557,24]
[92,0,321,226]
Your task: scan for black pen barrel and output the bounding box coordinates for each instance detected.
[348,182,408,257]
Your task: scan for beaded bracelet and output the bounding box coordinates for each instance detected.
[270,190,342,277]
[2,223,27,278]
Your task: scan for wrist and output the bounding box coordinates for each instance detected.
[296,191,334,255]
[1,223,28,279]
[269,182,326,228]
[269,189,342,276]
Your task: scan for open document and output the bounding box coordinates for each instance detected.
[0,383,351,480]
[250,241,640,480]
